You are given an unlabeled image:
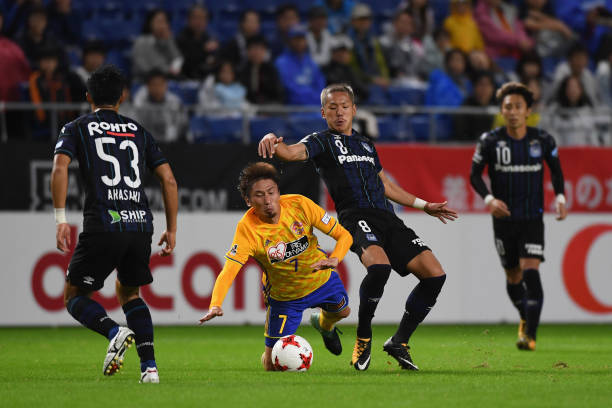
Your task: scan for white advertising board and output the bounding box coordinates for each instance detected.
[1,213,611,326]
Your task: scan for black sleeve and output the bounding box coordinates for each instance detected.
[543,132,565,195]
[469,135,491,199]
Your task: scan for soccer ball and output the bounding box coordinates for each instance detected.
[271,335,313,372]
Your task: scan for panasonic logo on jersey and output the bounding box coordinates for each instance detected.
[494,163,542,173]
[337,154,375,165]
[88,121,137,136]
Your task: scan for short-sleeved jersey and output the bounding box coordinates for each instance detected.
[299,129,393,216]
[225,194,340,301]
[472,126,562,221]
[54,109,168,232]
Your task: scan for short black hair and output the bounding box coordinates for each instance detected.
[87,65,125,106]
[496,81,534,108]
[238,162,280,199]
[83,40,107,56]
[142,8,169,34]
[276,3,298,19]
[246,34,268,48]
[567,42,588,59]
[145,68,167,83]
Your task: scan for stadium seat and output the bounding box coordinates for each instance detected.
[494,57,518,74]
[249,116,288,142]
[376,116,400,142]
[388,86,426,106]
[167,81,200,106]
[365,84,389,106]
[190,116,244,143]
[285,113,327,143]
[430,0,450,26]
[18,82,30,102]
[409,114,430,141]
[361,0,398,17]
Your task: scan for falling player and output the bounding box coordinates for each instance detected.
[258,84,458,371]
[199,162,353,370]
[51,65,178,382]
[470,82,567,350]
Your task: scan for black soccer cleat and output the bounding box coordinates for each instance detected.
[351,337,372,371]
[383,337,419,371]
[310,312,343,355]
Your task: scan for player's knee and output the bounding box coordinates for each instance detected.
[63,282,86,308]
[339,306,351,318]
[361,264,391,292]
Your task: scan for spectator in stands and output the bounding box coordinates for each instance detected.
[348,3,390,87]
[379,8,426,85]
[520,0,575,58]
[323,35,369,102]
[132,9,183,82]
[425,48,471,107]
[543,75,597,145]
[275,24,325,105]
[46,0,82,47]
[443,0,485,54]
[510,52,552,99]
[73,40,106,85]
[1,0,38,38]
[314,0,355,34]
[474,0,533,60]
[134,69,186,142]
[222,10,261,69]
[307,6,333,66]
[177,4,219,80]
[453,71,496,140]
[551,43,599,105]
[18,6,64,69]
[213,61,248,110]
[238,35,284,105]
[0,9,31,102]
[467,49,510,85]
[28,46,86,139]
[270,4,300,59]
[421,27,451,77]
[596,46,612,105]
[398,0,436,40]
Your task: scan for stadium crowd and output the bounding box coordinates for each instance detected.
[1,0,612,145]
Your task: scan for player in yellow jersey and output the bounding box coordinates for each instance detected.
[199,162,353,370]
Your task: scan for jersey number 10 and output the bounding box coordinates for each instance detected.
[95,137,142,188]
[496,146,512,165]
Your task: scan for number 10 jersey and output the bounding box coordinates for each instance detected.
[54,109,168,232]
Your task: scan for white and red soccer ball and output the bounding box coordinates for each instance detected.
[271,335,313,372]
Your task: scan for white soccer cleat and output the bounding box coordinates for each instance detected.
[140,367,160,383]
[103,327,135,376]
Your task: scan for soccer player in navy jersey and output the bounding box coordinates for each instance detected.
[50,65,178,383]
[258,83,458,371]
[470,82,567,351]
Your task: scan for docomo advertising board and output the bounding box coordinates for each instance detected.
[1,213,611,326]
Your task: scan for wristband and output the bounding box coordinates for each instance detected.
[556,194,566,205]
[54,208,67,225]
[484,194,495,205]
[413,198,427,210]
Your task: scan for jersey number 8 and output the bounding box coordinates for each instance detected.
[358,220,372,233]
[95,137,141,188]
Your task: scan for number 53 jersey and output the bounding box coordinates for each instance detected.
[54,109,168,233]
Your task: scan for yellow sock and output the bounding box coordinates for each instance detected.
[319,310,343,332]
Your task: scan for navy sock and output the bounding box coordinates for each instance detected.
[392,275,446,344]
[66,296,118,339]
[122,298,156,371]
[506,280,526,320]
[523,269,543,339]
[356,264,392,339]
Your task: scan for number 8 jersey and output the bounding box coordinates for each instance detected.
[54,109,168,232]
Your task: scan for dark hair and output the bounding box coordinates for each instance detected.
[246,34,268,48]
[496,81,534,107]
[557,75,592,107]
[28,5,47,19]
[142,8,169,34]
[567,42,588,59]
[320,83,355,107]
[87,65,125,106]
[215,60,235,81]
[240,9,259,24]
[276,3,299,20]
[188,4,208,18]
[145,68,166,83]
[473,70,495,87]
[83,40,107,56]
[238,162,280,199]
[444,48,466,68]
[516,52,542,81]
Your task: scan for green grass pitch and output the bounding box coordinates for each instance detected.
[1,324,611,407]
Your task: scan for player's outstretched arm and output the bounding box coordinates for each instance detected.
[379,170,458,223]
[154,163,178,256]
[51,154,72,252]
[258,133,308,161]
[198,259,242,324]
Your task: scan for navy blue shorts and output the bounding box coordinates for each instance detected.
[264,271,348,347]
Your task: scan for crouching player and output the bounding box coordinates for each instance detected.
[199,162,353,370]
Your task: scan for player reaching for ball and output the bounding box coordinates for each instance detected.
[51,65,178,383]
[258,84,458,371]
[199,162,353,371]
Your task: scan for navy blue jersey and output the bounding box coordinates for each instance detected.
[470,127,565,221]
[300,129,393,216]
[54,109,168,232]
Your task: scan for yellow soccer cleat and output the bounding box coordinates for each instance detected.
[351,337,371,371]
[516,335,536,351]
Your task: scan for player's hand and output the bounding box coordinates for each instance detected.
[158,230,176,256]
[488,199,511,218]
[310,257,339,271]
[424,201,459,224]
[199,306,223,324]
[556,201,568,221]
[258,133,283,159]
[56,223,71,252]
